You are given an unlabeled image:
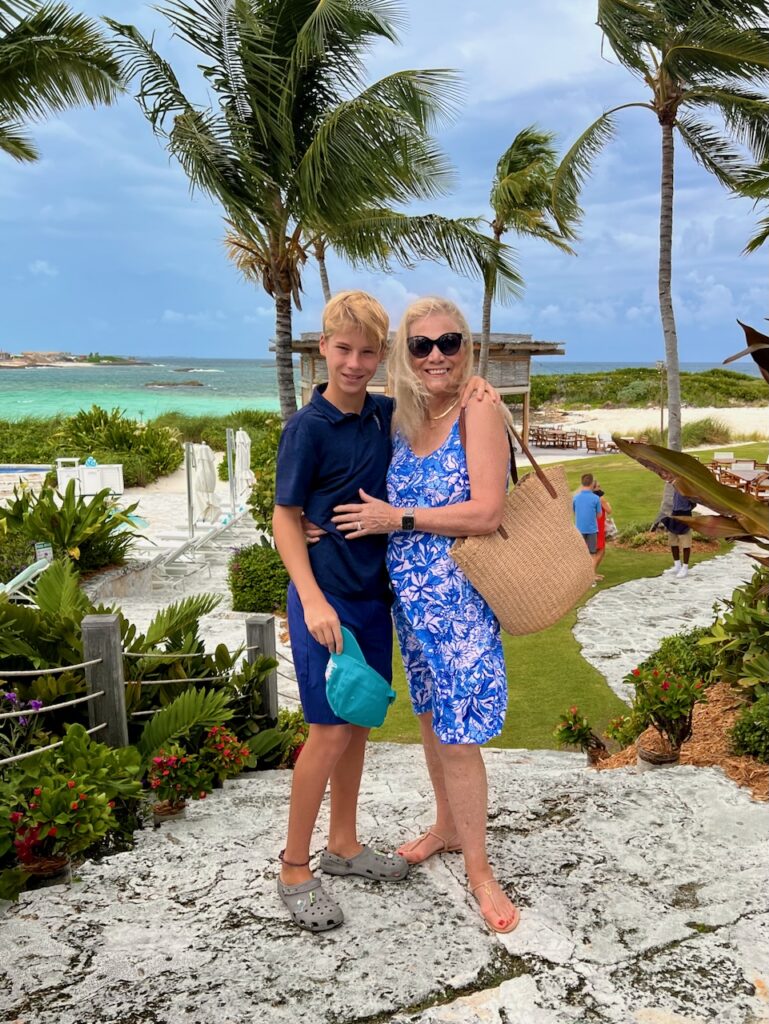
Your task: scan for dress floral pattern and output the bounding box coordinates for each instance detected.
[386,419,507,744]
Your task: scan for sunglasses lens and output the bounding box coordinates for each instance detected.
[407,333,463,358]
[438,333,462,356]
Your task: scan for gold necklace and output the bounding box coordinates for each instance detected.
[429,396,459,421]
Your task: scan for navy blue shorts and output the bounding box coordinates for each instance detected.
[286,582,393,725]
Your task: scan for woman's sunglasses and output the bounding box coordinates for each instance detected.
[406,332,464,358]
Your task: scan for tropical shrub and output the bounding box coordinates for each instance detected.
[605,712,645,748]
[553,705,608,761]
[0,531,36,582]
[259,708,309,768]
[55,405,183,485]
[200,725,253,782]
[0,415,65,464]
[731,694,769,763]
[627,665,707,750]
[229,540,290,612]
[136,687,232,758]
[702,565,769,699]
[0,480,139,570]
[243,419,282,532]
[146,745,213,805]
[637,626,718,683]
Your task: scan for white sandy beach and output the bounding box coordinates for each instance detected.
[558,404,769,438]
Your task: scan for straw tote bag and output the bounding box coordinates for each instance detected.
[450,413,595,636]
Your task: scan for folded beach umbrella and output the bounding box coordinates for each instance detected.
[234,429,255,505]
[191,443,222,523]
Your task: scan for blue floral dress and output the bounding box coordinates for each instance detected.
[386,419,508,744]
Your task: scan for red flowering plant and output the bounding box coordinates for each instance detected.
[0,769,115,867]
[628,666,708,750]
[200,726,254,783]
[146,745,213,809]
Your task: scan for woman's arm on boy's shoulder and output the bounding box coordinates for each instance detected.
[272,505,342,653]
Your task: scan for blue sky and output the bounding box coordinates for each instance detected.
[1,0,766,363]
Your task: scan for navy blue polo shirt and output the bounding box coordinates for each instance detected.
[275,385,394,601]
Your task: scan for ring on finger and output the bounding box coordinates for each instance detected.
[357,520,363,531]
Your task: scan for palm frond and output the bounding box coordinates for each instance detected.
[137,686,232,757]
[685,87,769,162]
[141,593,221,651]
[0,115,36,160]
[328,210,523,302]
[0,2,122,120]
[744,210,769,253]
[296,70,460,222]
[665,13,769,85]
[552,109,623,224]
[597,0,661,76]
[676,112,748,187]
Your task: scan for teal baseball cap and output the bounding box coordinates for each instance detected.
[325,627,396,729]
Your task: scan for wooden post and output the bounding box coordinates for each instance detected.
[523,390,531,445]
[82,614,128,748]
[246,614,278,724]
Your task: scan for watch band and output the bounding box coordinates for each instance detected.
[401,509,416,531]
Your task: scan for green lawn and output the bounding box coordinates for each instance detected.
[373,442,752,749]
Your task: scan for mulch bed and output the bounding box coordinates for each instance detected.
[597,682,768,802]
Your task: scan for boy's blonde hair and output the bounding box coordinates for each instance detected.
[322,290,389,352]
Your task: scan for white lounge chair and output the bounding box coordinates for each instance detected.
[0,558,50,604]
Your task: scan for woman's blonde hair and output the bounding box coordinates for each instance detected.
[389,297,473,441]
[322,290,389,352]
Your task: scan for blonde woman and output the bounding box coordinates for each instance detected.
[333,297,519,933]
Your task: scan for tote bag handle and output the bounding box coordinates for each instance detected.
[458,408,557,499]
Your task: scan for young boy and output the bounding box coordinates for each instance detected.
[573,472,603,578]
[272,291,409,933]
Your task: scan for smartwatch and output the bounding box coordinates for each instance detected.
[401,509,416,531]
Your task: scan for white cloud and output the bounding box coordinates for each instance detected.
[29,259,58,277]
[242,308,274,323]
[161,309,227,326]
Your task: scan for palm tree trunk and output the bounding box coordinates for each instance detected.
[658,120,682,453]
[274,291,297,422]
[478,227,501,377]
[314,239,332,303]
[478,283,493,377]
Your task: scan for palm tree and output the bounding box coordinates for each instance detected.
[0,0,122,162]
[108,0,520,422]
[478,126,577,378]
[553,0,769,452]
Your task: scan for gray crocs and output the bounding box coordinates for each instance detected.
[319,845,409,881]
[277,876,344,932]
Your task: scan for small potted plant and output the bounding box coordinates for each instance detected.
[1,771,115,879]
[629,666,707,769]
[200,726,253,786]
[554,706,609,766]
[146,746,213,823]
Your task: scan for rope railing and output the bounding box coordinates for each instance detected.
[126,675,229,686]
[0,723,107,767]
[122,645,260,660]
[0,658,102,678]
[0,691,104,721]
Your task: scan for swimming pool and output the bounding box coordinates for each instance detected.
[0,465,51,473]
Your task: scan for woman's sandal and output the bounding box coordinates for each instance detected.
[470,879,520,934]
[396,828,462,865]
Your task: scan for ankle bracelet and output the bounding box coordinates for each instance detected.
[279,848,310,868]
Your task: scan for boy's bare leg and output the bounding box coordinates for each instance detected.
[398,712,458,859]
[281,723,352,885]
[327,724,370,858]
[438,742,517,929]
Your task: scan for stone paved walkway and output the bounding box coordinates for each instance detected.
[574,543,758,703]
[2,745,768,1024]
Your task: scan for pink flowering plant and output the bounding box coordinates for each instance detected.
[629,666,707,749]
[146,745,213,807]
[200,726,253,783]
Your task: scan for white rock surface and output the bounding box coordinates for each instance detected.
[573,543,758,702]
[2,745,768,1024]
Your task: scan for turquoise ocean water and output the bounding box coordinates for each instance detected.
[0,356,760,422]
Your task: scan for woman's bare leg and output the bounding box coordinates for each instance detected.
[398,712,460,861]
[437,742,517,929]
